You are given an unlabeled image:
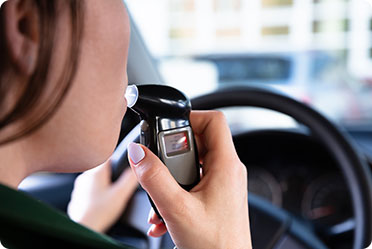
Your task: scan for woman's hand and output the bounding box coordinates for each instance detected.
[67,160,138,233]
[127,111,252,249]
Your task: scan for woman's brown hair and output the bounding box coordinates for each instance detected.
[0,0,84,145]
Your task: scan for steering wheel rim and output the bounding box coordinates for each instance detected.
[191,86,372,249]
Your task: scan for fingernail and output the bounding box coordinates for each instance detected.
[128,143,145,165]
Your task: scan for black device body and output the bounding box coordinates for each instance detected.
[129,84,201,220]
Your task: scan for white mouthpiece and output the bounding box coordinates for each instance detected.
[125,85,139,108]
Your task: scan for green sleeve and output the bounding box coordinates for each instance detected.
[0,184,134,249]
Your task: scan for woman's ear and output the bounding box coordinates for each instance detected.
[2,0,39,76]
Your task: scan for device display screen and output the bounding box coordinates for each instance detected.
[164,131,190,156]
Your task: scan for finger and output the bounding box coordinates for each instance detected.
[190,111,238,173]
[147,208,162,225]
[76,161,112,190]
[111,166,138,199]
[194,133,206,164]
[87,160,111,178]
[190,111,234,152]
[147,223,167,237]
[72,162,111,194]
[127,143,188,219]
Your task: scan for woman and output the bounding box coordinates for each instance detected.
[0,1,252,248]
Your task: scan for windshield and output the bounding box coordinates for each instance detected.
[126,0,372,128]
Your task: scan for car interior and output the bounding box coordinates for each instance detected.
[17,1,372,249]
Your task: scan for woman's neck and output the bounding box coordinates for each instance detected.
[0,142,30,189]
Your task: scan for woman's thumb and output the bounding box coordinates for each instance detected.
[127,143,184,213]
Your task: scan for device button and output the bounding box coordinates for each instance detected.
[140,120,149,132]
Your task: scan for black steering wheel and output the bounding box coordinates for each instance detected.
[111,86,372,249]
[191,86,372,249]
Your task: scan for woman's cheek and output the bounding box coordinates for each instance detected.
[59,0,130,171]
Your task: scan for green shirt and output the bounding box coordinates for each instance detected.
[0,184,132,249]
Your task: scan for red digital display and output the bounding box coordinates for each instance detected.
[164,131,190,156]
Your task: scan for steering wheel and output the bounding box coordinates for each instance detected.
[191,86,372,249]
[111,86,372,249]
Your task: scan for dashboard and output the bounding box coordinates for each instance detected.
[234,129,359,248]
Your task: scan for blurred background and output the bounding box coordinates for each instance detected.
[126,0,372,131]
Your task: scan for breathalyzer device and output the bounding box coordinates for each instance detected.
[125,84,201,219]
